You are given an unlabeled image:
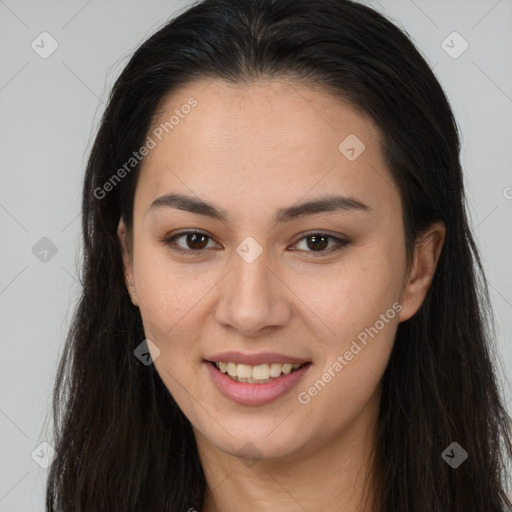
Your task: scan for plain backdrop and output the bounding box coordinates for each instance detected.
[0,0,511,509]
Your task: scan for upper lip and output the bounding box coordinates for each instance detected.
[205,351,310,366]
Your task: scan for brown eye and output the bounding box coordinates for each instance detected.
[304,234,329,252]
[182,232,209,250]
[292,232,350,257]
[162,230,219,255]
[162,230,349,258]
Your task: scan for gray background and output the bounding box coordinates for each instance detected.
[1,0,511,509]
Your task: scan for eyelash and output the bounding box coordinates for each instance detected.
[160,229,350,258]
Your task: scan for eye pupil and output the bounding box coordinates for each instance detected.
[307,235,328,251]
[187,233,208,250]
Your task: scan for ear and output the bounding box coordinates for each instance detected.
[398,221,445,323]
[117,217,138,307]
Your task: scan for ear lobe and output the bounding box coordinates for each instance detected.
[117,218,138,306]
[398,221,446,323]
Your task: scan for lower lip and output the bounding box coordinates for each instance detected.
[204,361,312,406]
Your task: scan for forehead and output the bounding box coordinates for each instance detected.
[149,77,379,151]
[135,78,399,220]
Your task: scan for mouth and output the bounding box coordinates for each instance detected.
[204,358,313,405]
[205,360,311,384]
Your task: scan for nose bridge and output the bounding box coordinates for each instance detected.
[215,239,290,334]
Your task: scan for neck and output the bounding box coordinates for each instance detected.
[195,389,381,512]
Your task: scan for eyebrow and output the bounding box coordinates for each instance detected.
[148,192,372,223]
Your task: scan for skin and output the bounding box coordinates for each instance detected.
[118,78,445,512]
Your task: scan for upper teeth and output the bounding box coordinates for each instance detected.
[216,362,302,381]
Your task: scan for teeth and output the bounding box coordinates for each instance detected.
[282,363,293,375]
[252,364,270,380]
[214,361,304,382]
[227,362,237,377]
[237,364,253,379]
[269,363,283,378]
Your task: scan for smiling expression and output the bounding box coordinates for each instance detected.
[118,77,436,461]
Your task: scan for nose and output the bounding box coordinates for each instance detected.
[214,247,292,337]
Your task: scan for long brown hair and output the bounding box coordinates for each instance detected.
[45,0,512,510]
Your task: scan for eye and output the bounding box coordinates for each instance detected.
[160,230,350,257]
[291,231,350,257]
[161,230,220,255]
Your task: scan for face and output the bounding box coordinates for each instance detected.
[118,78,444,462]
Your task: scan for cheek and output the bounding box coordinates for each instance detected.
[295,240,405,339]
[292,239,403,409]
[131,244,221,355]
[131,244,191,338]
[297,292,399,438]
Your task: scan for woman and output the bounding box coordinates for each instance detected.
[45,0,512,510]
